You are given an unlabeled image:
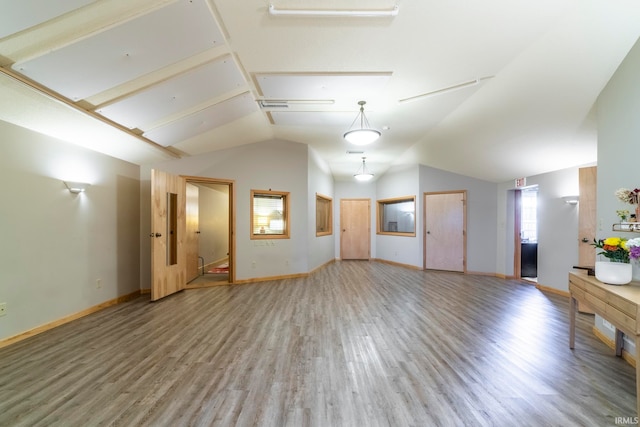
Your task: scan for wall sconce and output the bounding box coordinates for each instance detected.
[64,181,90,194]
[562,195,579,205]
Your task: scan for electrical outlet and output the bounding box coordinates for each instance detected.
[252,261,256,268]
[96,279,102,289]
[0,302,6,317]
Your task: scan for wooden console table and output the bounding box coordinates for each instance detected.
[569,270,640,416]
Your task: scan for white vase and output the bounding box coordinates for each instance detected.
[595,261,633,285]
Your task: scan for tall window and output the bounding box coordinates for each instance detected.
[251,190,290,239]
[521,188,538,242]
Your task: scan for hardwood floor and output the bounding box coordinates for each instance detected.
[0,261,637,426]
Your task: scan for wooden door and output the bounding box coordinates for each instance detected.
[151,169,186,301]
[186,183,200,282]
[578,166,597,266]
[340,199,370,260]
[424,191,466,272]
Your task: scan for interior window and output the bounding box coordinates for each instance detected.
[316,193,333,236]
[251,189,290,239]
[377,196,416,236]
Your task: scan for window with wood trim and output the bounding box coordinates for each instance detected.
[377,196,416,236]
[251,189,290,239]
[316,193,333,236]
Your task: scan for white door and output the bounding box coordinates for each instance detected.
[424,191,466,272]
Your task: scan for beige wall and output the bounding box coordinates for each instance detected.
[0,120,140,341]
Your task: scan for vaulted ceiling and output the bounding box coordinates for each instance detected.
[1,0,639,182]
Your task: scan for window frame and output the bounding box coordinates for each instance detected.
[250,189,290,240]
[376,195,416,236]
[315,193,333,237]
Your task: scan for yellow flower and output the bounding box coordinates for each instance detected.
[604,237,622,247]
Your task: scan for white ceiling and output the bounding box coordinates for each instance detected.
[0,0,639,182]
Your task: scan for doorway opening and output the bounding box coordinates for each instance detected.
[184,177,234,288]
[518,187,538,282]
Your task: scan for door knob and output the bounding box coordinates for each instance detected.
[582,237,589,243]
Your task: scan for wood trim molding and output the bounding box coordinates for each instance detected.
[234,272,308,285]
[372,258,422,270]
[0,66,180,159]
[536,284,570,298]
[0,291,142,349]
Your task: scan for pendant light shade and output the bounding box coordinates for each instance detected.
[354,157,374,181]
[344,101,380,145]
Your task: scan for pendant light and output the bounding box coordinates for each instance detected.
[354,157,374,181]
[343,101,380,145]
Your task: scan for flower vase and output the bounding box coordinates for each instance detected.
[595,261,633,285]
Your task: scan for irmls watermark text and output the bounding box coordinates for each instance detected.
[615,416,639,425]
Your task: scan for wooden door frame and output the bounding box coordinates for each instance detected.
[182,176,235,284]
[423,190,467,272]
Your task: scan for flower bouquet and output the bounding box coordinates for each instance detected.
[592,237,633,284]
[592,237,629,263]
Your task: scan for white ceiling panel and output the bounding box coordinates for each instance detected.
[96,56,245,129]
[270,111,355,127]
[255,73,392,108]
[2,0,640,182]
[0,0,96,39]
[143,92,258,147]
[12,0,223,100]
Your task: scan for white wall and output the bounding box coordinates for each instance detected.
[141,140,319,285]
[334,163,498,273]
[419,164,498,274]
[594,37,640,348]
[376,165,421,267]
[307,148,335,271]
[334,180,377,259]
[497,166,583,291]
[0,120,140,341]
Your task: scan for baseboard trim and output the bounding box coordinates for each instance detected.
[372,258,422,270]
[234,272,308,285]
[0,290,142,349]
[466,270,498,277]
[592,326,636,367]
[535,283,570,298]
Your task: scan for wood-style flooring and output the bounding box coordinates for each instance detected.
[0,261,637,426]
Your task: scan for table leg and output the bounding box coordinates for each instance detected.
[569,296,577,349]
[615,329,624,357]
